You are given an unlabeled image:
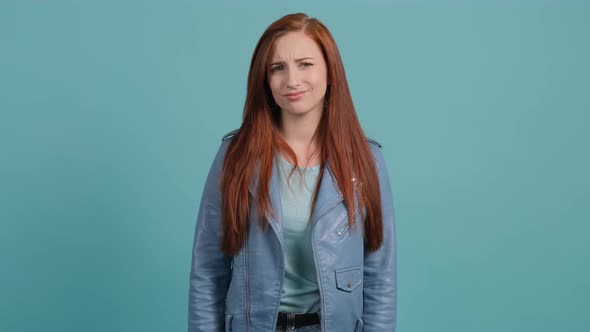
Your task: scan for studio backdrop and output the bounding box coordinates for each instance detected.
[1,1,588,331]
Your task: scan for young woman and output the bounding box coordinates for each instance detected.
[188,13,397,332]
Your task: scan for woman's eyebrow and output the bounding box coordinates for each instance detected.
[269,57,315,66]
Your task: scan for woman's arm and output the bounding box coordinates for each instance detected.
[188,140,233,332]
[362,145,397,331]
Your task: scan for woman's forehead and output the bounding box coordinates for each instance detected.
[270,31,322,62]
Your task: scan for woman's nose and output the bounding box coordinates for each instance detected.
[286,66,302,88]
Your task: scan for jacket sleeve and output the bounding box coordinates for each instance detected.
[362,145,397,331]
[188,140,233,332]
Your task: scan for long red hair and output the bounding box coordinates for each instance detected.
[220,13,383,255]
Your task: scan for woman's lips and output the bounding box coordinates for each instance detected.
[284,90,307,101]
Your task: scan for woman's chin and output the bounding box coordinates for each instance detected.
[280,105,322,118]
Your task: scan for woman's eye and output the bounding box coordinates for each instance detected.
[299,62,313,68]
[270,65,283,73]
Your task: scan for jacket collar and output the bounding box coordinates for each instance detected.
[248,155,344,247]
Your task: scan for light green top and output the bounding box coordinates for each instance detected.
[276,155,321,313]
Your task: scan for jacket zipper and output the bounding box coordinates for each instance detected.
[336,214,350,236]
[311,193,344,332]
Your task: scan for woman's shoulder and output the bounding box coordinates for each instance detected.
[366,137,382,149]
[220,128,385,169]
[214,129,239,155]
[207,129,240,168]
[365,135,388,172]
[221,128,239,142]
[366,135,384,161]
[221,128,382,148]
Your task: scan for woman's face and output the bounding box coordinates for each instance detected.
[267,31,328,120]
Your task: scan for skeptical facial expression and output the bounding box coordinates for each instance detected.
[267,31,328,119]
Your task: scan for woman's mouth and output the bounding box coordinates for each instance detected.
[284,90,307,101]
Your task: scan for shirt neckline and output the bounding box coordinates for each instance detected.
[277,155,321,171]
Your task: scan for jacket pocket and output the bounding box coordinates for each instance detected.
[335,266,362,292]
[224,314,232,332]
[355,318,364,332]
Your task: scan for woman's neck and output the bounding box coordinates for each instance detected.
[279,112,322,167]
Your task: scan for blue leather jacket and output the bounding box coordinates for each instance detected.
[188,130,397,332]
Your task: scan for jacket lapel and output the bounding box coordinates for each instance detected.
[310,161,344,226]
[248,157,284,247]
[248,157,344,245]
[267,159,283,245]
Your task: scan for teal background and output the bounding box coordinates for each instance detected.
[1,1,589,331]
